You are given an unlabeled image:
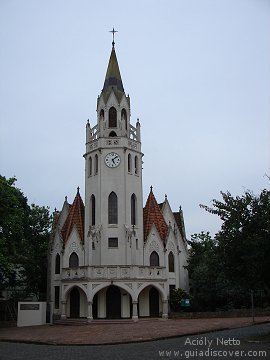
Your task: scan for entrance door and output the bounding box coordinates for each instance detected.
[149,287,159,317]
[106,285,121,319]
[70,287,80,318]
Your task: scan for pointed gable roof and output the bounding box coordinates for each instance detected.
[61,188,85,243]
[143,187,168,241]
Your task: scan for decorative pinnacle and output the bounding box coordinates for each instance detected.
[110,27,118,47]
[77,186,80,194]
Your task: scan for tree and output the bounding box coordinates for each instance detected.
[187,189,270,310]
[0,176,28,290]
[201,190,270,294]
[186,232,226,310]
[0,175,52,300]
[20,204,51,299]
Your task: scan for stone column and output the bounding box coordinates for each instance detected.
[132,301,138,321]
[60,301,67,320]
[162,300,168,319]
[87,301,93,322]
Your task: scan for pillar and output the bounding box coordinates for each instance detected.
[162,300,168,319]
[60,301,67,320]
[132,301,138,321]
[87,301,93,322]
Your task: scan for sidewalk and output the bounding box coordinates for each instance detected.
[0,317,269,345]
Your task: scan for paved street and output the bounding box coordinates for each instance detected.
[0,323,269,360]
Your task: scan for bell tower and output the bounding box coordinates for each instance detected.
[84,40,144,267]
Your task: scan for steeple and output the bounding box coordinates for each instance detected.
[102,45,124,96]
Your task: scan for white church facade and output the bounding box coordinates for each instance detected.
[47,40,189,321]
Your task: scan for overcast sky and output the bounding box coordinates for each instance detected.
[1,0,269,238]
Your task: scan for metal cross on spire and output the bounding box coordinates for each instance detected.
[110,27,118,47]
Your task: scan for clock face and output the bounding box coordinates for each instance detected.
[105,152,121,168]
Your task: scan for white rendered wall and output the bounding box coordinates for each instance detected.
[17,302,46,327]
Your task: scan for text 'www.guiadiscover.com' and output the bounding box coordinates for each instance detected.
[158,349,267,358]
[158,337,267,358]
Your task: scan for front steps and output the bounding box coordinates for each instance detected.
[54,317,160,326]
[54,318,88,326]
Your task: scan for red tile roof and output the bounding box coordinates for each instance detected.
[143,188,168,241]
[61,189,85,243]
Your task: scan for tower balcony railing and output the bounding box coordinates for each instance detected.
[61,265,166,281]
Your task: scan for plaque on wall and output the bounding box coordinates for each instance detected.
[20,304,40,311]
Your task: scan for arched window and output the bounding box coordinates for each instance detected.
[109,131,117,137]
[108,192,118,224]
[109,107,117,128]
[88,156,92,177]
[55,253,60,274]
[150,251,159,266]
[168,252,175,272]
[90,194,95,226]
[121,108,127,130]
[128,153,132,173]
[131,193,137,225]
[69,252,79,268]
[134,156,138,175]
[95,154,98,174]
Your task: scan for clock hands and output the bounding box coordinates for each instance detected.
[112,155,119,165]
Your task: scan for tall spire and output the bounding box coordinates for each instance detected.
[102,39,124,95]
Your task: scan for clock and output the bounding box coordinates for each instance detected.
[105,152,121,168]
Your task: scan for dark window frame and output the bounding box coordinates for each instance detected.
[108,237,118,248]
[109,107,117,128]
[168,251,175,272]
[55,253,60,274]
[69,252,79,268]
[131,193,137,225]
[91,194,96,226]
[150,251,159,266]
[108,192,118,224]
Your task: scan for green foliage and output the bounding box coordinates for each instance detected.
[20,204,52,299]
[0,175,52,300]
[187,189,270,310]
[0,175,28,288]
[170,288,191,311]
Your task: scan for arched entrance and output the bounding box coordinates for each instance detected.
[138,285,162,317]
[106,285,121,319]
[70,287,80,318]
[149,287,160,317]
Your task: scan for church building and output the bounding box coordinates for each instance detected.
[48,38,189,321]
